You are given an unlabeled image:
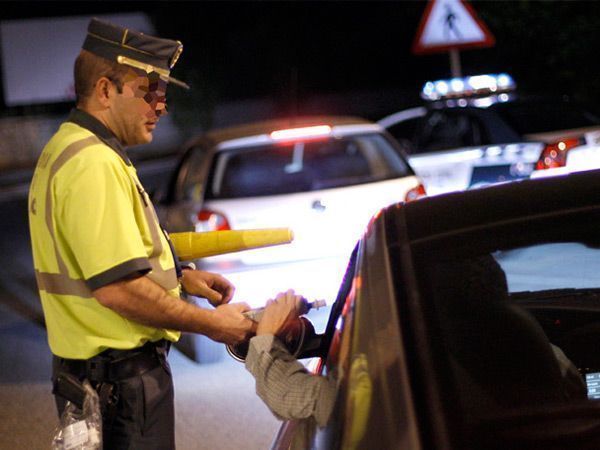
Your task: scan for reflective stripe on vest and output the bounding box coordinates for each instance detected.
[126,170,179,291]
[35,269,91,297]
[36,135,178,296]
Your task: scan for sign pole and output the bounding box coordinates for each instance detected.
[449,48,462,78]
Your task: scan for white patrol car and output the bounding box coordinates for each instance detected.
[378,74,600,195]
[159,116,425,306]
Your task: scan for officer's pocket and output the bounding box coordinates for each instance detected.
[139,365,174,435]
[112,375,145,439]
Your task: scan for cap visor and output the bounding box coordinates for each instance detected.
[169,76,190,90]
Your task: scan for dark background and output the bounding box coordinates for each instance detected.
[2,1,600,127]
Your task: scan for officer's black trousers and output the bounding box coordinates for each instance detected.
[52,350,175,450]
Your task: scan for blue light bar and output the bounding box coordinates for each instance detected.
[421,73,516,101]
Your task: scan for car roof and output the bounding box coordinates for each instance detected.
[198,115,376,147]
[380,94,592,120]
[389,169,600,255]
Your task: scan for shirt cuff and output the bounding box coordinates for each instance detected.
[86,257,152,290]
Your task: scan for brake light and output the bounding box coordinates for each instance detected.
[196,209,231,231]
[270,125,332,142]
[535,138,582,170]
[404,183,427,202]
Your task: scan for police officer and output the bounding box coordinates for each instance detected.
[28,18,256,449]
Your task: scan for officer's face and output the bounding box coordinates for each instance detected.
[110,68,168,146]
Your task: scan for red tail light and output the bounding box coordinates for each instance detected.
[535,138,582,170]
[404,183,427,202]
[196,209,231,231]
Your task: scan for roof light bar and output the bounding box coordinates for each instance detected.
[421,73,516,101]
[270,125,332,141]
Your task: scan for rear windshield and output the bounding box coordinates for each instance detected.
[205,133,412,199]
[490,99,600,135]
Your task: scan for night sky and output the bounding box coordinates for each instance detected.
[3,1,600,119]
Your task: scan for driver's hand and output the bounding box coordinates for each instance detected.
[257,289,305,337]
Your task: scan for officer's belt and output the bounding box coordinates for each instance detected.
[57,339,170,383]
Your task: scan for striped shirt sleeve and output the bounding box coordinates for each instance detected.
[245,334,337,427]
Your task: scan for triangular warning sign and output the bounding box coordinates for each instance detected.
[412,0,495,54]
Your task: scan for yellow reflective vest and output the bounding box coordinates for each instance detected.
[28,114,180,359]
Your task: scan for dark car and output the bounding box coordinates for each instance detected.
[271,170,600,449]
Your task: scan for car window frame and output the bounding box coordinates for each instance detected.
[169,138,217,205]
[414,108,494,152]
[385,173,600,449]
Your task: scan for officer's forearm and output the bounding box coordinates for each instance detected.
[93,275,219,335]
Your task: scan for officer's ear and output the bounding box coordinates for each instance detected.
[94,77,114,107]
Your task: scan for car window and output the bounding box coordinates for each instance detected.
[418,241,600,447]
[386,116,422,151]
[495,242,600,292]
[415,110,488,153]
[490,99,600,135]
[177,144,213,202]
[205,133,412,199]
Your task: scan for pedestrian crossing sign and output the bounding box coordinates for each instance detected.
[412,0,495,54]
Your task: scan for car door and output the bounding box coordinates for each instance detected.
[407,108,539,194]
[271,210,425,450]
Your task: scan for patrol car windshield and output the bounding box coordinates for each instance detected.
[490,98,600,136]
[205,133,411,199]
